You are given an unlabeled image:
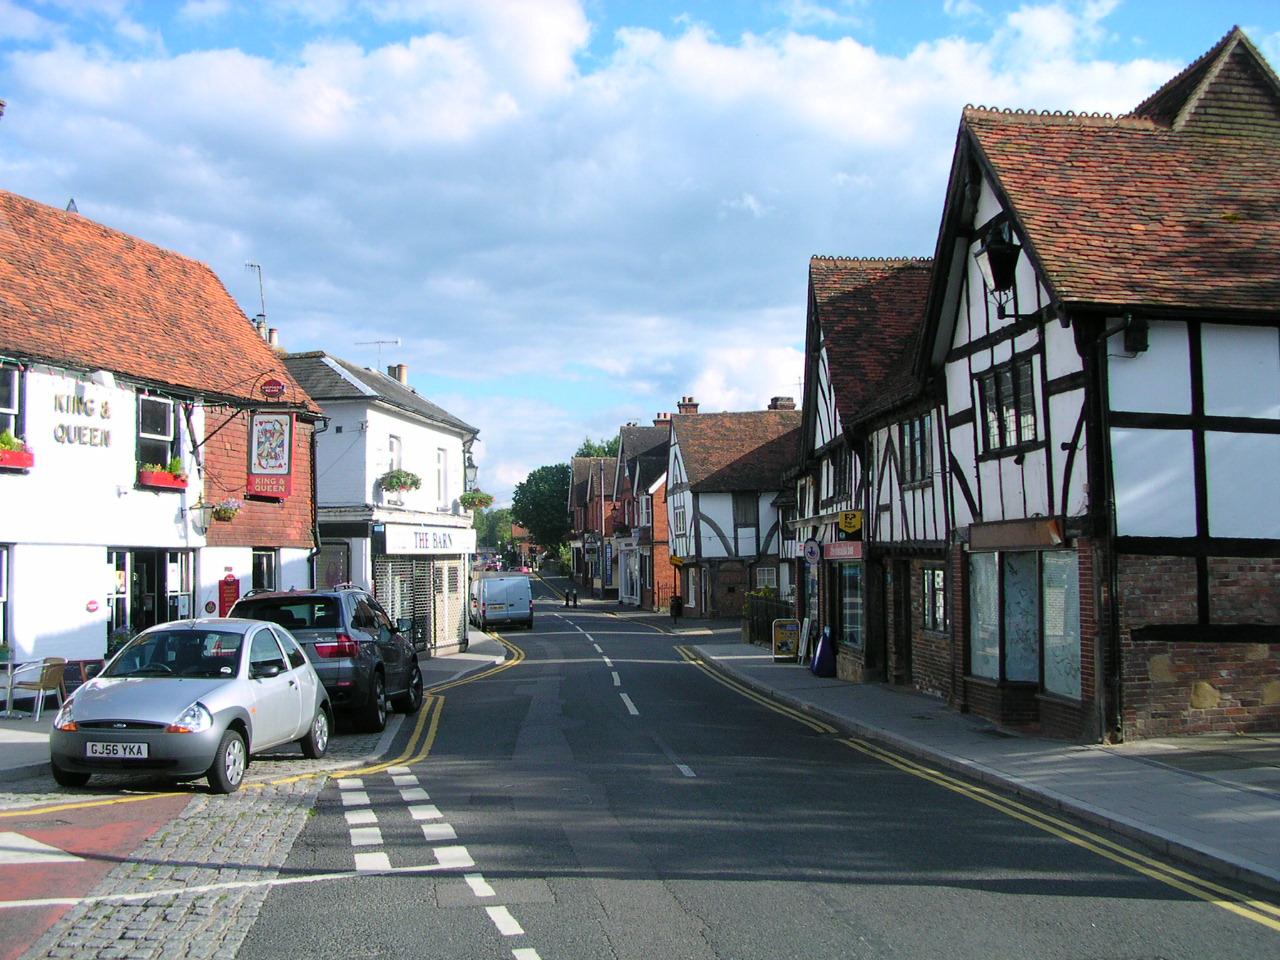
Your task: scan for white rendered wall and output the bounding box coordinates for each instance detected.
[11,544,113,662]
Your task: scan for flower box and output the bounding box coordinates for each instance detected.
[0,449,34,471]
[138,469,188,490]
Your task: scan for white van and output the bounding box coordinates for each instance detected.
[470,573,534,630]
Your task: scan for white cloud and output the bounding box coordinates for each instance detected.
[0,0,1215,501]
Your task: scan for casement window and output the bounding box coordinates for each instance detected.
[638,495,652,528]
[968,549,1081,699]
[756,566,778,590]
[978,357,1036,453]
[673,503,687,535]
[0,365,22,437]
[831,449,851,498]
[137,394,178,466]
[922,567,947,631]
[733,492,760,553]
[900,414,932,484]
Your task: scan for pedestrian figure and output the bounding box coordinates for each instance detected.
[670,595,683,626]
[571,588,579,608]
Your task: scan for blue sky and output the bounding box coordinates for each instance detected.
[2,1,1278,503]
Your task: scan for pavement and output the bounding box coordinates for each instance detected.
[4,599,1280,901]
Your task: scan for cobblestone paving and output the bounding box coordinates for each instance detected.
[6,725,393,960]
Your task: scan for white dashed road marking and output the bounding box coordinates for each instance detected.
[421,823,458,842]
[465,873,496,897]
[486,905,525,936]
[620,693,639,715]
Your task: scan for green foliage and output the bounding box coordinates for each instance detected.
[0,429,26,452]
[473,506,514,548]
[378,468,422,492]
[512,462,572,549]
[574,435,620,458]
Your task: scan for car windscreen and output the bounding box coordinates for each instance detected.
[106,630,245,679]
[232,598,342,631]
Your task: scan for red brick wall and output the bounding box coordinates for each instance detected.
[1118,554,1280,737]
[909,558,953,701]
[201,407,314,550]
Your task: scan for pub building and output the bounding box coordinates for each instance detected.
[0,189,317,670]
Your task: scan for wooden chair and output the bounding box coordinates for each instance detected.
[12,658,67,721]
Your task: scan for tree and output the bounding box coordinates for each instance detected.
[473,506,514,550]
[574,435,620,458]
[511,463,572,549]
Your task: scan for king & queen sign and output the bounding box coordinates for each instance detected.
[247,412,294,497]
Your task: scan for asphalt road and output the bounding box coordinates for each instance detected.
[234,593,1280,960]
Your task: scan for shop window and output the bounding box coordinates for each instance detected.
[137,394,178,466]
[968,550,1079,696]
[252,548,278,592]
[978,357,1036,454]
[839,564,863,647]
[0,366,22,436]
[922,567,947,631]
[0,545,9,651]
[901,414,932,484]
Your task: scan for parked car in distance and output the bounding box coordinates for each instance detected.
[49,618,331,794]
[229,585,423,732]
[470,572,534,630]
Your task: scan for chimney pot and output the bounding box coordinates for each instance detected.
[268,328,279,347]
[388,363,409,385]
[677,397,699,415]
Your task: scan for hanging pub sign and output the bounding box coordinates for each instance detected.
[247,411,294,497]
[261,378,287,399]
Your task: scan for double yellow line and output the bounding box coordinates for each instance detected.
[2,635,528,816]
[679,644,1280,932]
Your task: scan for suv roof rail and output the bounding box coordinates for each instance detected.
[241,588,274,598]
[332,582,361,591]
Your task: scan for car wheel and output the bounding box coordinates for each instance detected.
[393,664,423,715]
[299,705,331,759]
[51,758,90,788]
[207,729,247,794]
[358,672,388,732]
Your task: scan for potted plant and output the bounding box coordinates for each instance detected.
[107,625,134,659]
[0,429,33,470]
[138,455,188,489]
[212,497,243,522]
[377,468,422,493]
[459,490,495,510]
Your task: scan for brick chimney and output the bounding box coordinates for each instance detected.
[653,412,672,427]
[387,364,409,385]
[768,396,796,410]
[677,396,699,414]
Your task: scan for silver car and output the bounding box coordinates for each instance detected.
[50,619,331,794]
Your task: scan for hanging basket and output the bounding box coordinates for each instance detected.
[459,491,495,510]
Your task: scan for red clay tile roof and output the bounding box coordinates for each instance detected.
[673,410,801,492]
[809,257,932,425]
[0,190,313,408]
[965,28,1280,313]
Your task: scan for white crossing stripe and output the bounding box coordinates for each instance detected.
[512,951,542,960]
[340,791,371,807]
[421,823,457,842]
[391,774,418,787]
[400,787,430,802]
[465,873,496,898]
[349,826,383,847]
[354,852,391,872]
[620,693,639,715]
[409,804,443,821]
[336,778,363,789]
[344,809,377,826]
[386,766,412,775]
[677,764,696,778]
[0,833,83,866]
[486,905,525,936]
[434,846,475,868]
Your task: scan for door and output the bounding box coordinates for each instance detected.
[247,627,304,748]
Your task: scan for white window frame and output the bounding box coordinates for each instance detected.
[756,566,778,589]
[0,366,21,436]
[437,447,448,508]
[137,394,177,466]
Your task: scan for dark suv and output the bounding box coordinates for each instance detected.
[229,585,423,732]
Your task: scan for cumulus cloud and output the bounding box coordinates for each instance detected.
[0,0,1216,503]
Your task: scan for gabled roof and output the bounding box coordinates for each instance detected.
[569,456,615,509]
[958,26,1280,314]
[0,190,312,408]
[672,410,801,493]
[283,351,477,437]
[808,257,932,429]
[616,424,670,497]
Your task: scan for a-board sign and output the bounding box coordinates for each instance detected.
[60,659,106,697]
[772,619,801,662]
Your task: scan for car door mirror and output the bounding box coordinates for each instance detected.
[252,662,282,680]
[397,618,412,634]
